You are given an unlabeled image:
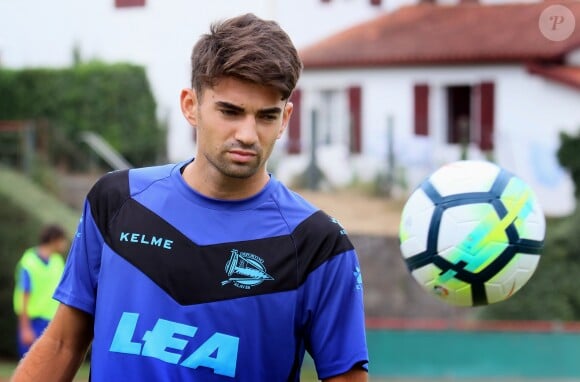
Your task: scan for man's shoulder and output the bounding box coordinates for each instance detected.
[270,182,347,237]
[129,162,178,185]
[51,253,65,266]
[89,163,177,200]
[18,247,38,265]
[269,181,319,228]
[87,169,130,212]
[86,163,179,230]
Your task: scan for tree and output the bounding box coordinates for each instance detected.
[558,131,580,197]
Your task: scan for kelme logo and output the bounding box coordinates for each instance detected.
[221,249,273,290]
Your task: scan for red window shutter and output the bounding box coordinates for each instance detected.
[479,82,494,151]
[115,0,145,8]
[414,84,429,136]
[287,89,302,154]
[348,86,362,154]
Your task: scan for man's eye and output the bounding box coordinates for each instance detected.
[261,114,278,121]
[221,109,239,116]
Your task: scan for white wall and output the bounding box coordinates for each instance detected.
[495,67,580,216]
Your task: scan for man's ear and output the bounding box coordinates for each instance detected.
[278,101,294,139]
[180,88,198,126]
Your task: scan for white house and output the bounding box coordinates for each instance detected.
[286,0,580,216]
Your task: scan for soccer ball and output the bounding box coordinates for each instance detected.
[399,160,545,306]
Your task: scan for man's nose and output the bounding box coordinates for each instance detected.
[234,116,259,145]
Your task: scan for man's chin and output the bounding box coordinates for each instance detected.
[222,164,260,179]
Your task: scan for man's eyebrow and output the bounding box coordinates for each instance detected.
[259,107,283,115]
[215,101,282,115]
[215,101,244,112]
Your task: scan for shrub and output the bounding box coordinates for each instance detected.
[0,61,165,170]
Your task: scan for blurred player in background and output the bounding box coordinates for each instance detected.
[12,13,368,381]
[13,224,66,358]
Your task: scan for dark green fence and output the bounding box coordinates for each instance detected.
[366,319,580,379]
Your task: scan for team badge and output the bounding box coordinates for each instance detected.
[221,249,274,290]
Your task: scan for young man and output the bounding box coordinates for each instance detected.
[12,13,368,381]
[13,224,67,358]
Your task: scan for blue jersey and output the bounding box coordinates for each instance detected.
[54,161,368,381]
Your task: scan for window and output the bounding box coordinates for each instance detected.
[320,90,336,146]
[115,0,145,8]
[445,83,495,151]
[310,87,360,154]
[446,85,472,145]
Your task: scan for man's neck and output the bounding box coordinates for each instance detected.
[36,245,52,260]
[182,161,269,200]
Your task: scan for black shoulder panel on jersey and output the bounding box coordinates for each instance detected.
[106,199,354,306]
[108,198,297,305]
[292,210,355,285]
[87,170,130,245]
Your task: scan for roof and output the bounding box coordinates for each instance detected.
[299,0,580,68]
[527,63,580,89]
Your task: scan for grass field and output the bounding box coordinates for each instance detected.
[0,361,320,381]
[0,360,90,381]
[2,362,580,382]
[2,360,579,381]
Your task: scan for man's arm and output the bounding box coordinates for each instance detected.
[17,269,36,347]
[11,304,93,382]
[323,368,368,382]
[18,293,36,347]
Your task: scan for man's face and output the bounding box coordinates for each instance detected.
[52,237,68,255]
[181,77,292,180]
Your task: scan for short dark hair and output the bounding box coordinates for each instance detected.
[39,224,66,245]
[190,13,303,100]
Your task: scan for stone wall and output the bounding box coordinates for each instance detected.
[351,234,470,319]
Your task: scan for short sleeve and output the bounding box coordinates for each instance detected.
[301,248,369,379]
[53,199,103,315]
[20,269,31,293]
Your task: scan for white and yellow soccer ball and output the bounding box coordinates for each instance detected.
[399,160,546,306]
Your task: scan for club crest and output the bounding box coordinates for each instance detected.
[221,249,274,290]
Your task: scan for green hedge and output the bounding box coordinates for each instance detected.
[0,62,165,168]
